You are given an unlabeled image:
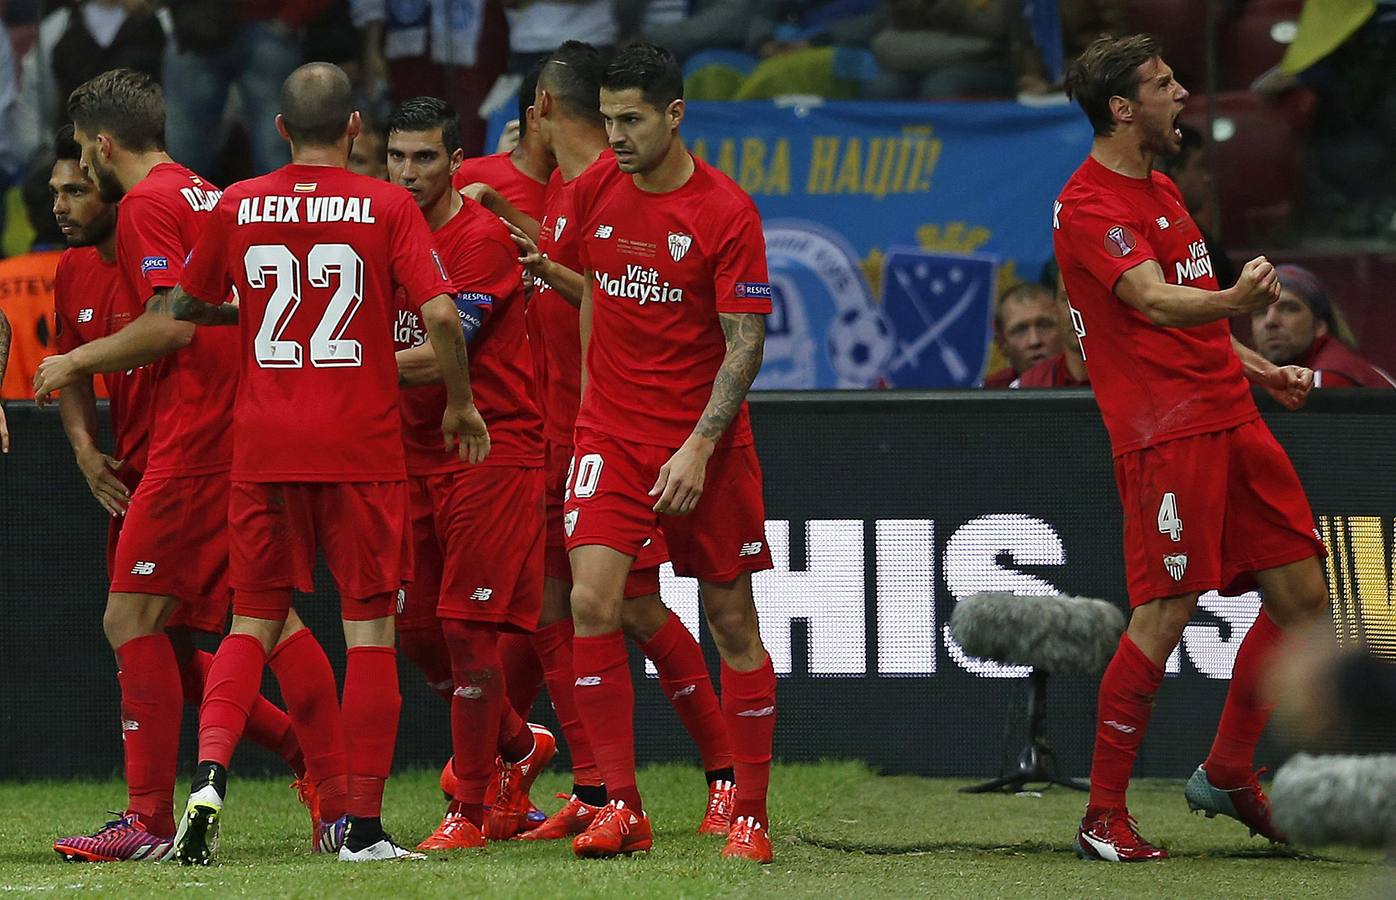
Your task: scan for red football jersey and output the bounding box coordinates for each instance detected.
[116,162,235,478]
[1302,334,1396,389]
[53,247,155,471]
[182,164,452,482]
[532,155,626,445]
[396,197,543,473]
[1053,157,1256,456]
[451,151,549,220]
[571,154,772,449]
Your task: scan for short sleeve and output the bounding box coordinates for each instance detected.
[1059,199,1158,296]
[180,202,233,305]
[389,194,454,308]
[712,203,772,315]
[451,231,518,307]
[52,256,79,353]
[116,193,186,299]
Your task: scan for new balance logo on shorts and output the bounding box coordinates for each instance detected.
[575,676,601,687]
[1163,553,1188,581]
[739,541,764,557]
[130,561,156,576]
[469,587,493,603]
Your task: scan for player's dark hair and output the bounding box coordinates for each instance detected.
[602,42,683,110]
[540,41,606,125]
[66,68,165,151]
[279,62,356,148]
[388,96,462,155]
[519,60,543,127]
[1065,34,1162,137]
[994,281,1053,330]
[54,124,82,163]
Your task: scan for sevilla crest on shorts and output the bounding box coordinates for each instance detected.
[668,232,693,262]
[1163,552,1188,581]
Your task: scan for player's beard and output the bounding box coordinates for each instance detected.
[91,159,126,204]
[63,208,116,248]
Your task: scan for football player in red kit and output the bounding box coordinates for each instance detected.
[1054,35,1329,862]
[167,63,486,865]
[40,75,328,863]
[386,96,558,849]
[562,44,776,864]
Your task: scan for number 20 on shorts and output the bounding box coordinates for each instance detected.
[566,453,604,502]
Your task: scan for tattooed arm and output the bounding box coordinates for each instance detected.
[171,284,239,326]
[649,311,766,516]
[34,288,192,402]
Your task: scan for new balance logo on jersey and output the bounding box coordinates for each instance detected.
[1156,216,1170,229]
[1163,553,1189,581]
[130,561,156,576]
[469,587,493,603]
[671,684,696,701]
[554,216,567,241]
[739,541,764,557]
[594,265,684,306]
[737,705,775,718]
[667,232,693,262]
[575,676,601,687]
[594,225,613,239]
[76,308,94,323]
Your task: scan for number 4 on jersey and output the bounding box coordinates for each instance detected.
[1157,491,1183,542]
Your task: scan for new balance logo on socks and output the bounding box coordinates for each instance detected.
[1104,719,1137,734]
[670,684,696,700]
[575,676,601,686]
[737,705,775,718]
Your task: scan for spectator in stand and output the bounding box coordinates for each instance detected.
[162,0,334,178]
[353,0,509,158]
[982,281,1062,388]
[1251,265,1395,389]
[15,0,167,166]
[614,0,751,63]
[505,0,617,73]
[867,0,1041,99]
[746,0,881,60]
[1014,273,1088,389]
[1019,0,1126,93]
[0,156,65,401]
[1155,123,1236,288]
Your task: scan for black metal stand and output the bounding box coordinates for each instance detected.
[960,669,1088,794]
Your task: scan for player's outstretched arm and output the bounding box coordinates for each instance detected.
[650,312,766,516]
[57,376,130,515]
[33,290,193,403]
[0,308,10,452]
[505,220,585,307]
[1115,256,1281,328]
[461,183,541,242]
[421,293,490,464]
[170,284,238,326]
[1232,335,1313,410]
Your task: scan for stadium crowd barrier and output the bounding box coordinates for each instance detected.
[3,391,1393,780]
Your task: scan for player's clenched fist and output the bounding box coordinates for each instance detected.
[1230,256,1282,314]
[1261,364,1314,411]
[443,403,490,464]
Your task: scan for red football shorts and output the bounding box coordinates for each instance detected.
[104,465,144,582]
[397,475,445,633]
[429,465,545,632]
[564,428,773,583]
[546,437,666,598]
[108,474,231,633]
[228,480,411,621]
[1115,418,1326,607]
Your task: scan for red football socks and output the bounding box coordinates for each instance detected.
[115,633,183,838]
[721,654,776,826]
[197,633,267,771]
[398,624,455,702]
[644,613,734,773]
[1088,633,1165,811]
[181,648,305,778]
[1205,610,1283,787]
[442,620,503,821]
[499,631,545,718]
[573,631,641,811]
[269,627,346,818]
[531,618,603,786]
[341,645,400,818]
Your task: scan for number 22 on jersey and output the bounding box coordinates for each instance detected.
[248,243,365,368]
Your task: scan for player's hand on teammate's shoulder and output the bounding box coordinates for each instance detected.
[650,435,714,516]
[1261,364,1314,411]
[76,447,130,516]
[460,182,496,208]
[443,402,490,464]
[33,353,81,405]
[1228,256,1283,315]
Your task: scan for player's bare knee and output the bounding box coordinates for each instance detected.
[620,594,669,645]
[569,581,621,634]
[703,602,761,662]
[102,593,170,647]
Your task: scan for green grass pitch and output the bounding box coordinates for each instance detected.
[2,763,1385,898]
